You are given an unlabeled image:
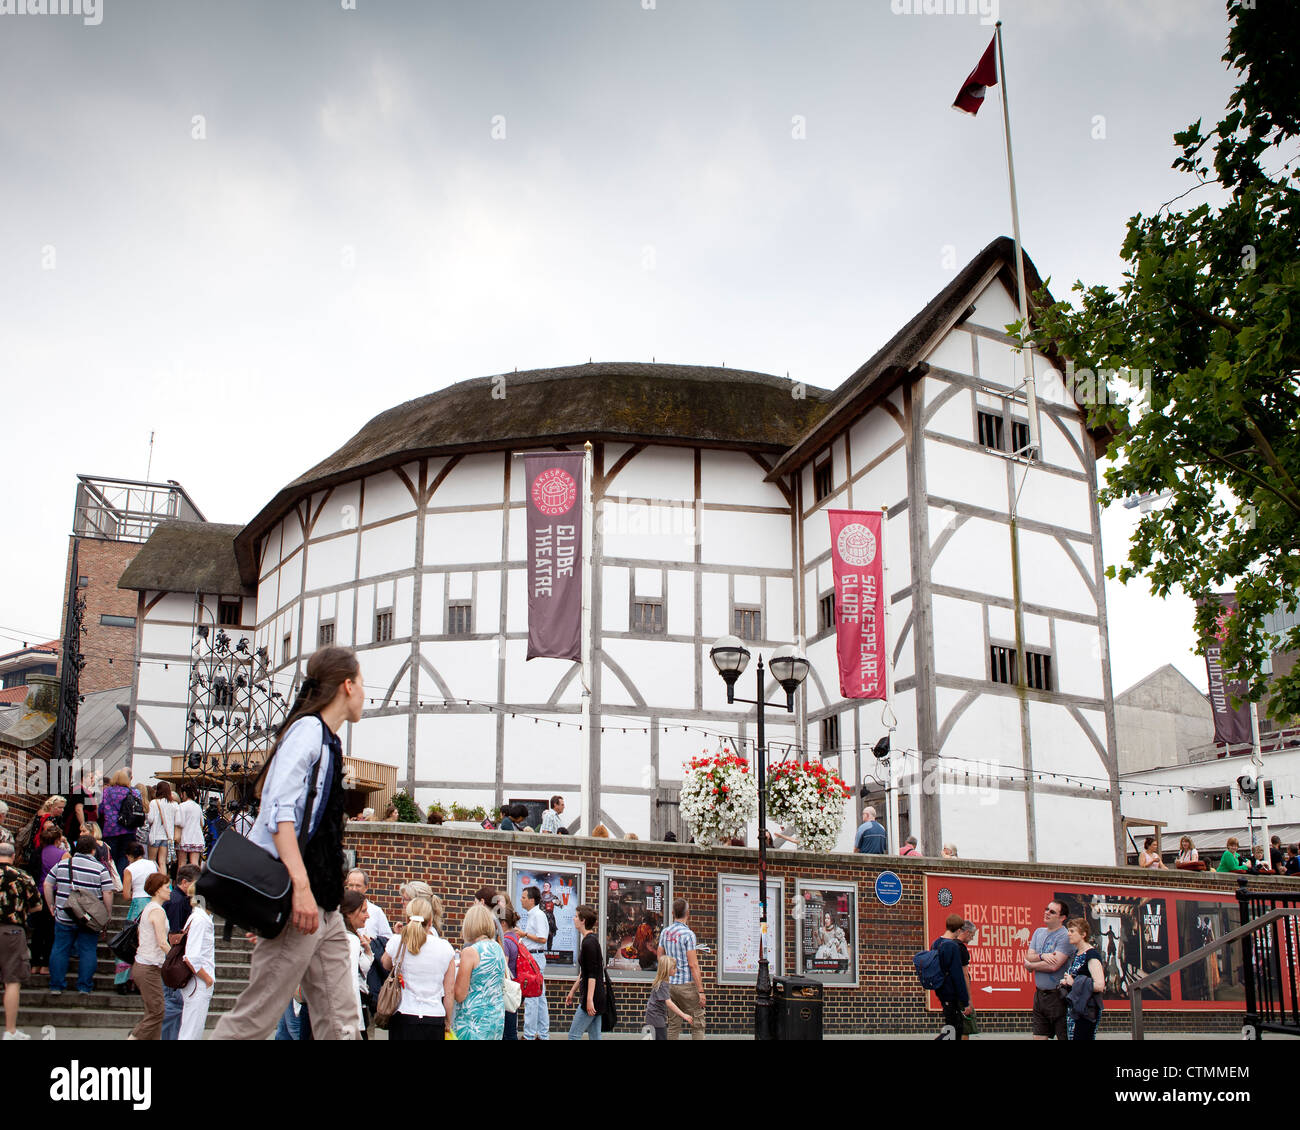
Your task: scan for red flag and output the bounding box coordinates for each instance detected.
[828,510,886,700]
[953,35,998,115]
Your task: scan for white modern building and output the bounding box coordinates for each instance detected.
[118,237,1123,862]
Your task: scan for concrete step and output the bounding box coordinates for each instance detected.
[19,1007,226,1030]
[21,989,242,1012]
[33,963,253,988]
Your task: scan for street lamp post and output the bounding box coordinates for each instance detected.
[710,635,809,1040]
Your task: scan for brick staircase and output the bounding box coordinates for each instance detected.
[20,900,255,1035]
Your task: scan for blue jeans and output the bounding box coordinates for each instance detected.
[523,951,548,1039]
[49,921,98,993]
[161,985,185,1040]
[567,1007,602,1040]
[274,1002,301,1040]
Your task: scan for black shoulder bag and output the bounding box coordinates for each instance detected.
[195,748,322,940]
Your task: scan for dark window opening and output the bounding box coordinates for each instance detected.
[1011,420,1038,459]
[821,714,841,754]
[100,614,136,629]
[819,592,835,634]
[1025,649,1053,692]
[977,410,1005,452]
[733,607,761,641]
[990,644,1018,685]
[813,460,834,503]
[218,599,241,626]
[283,634,292,665]
[446,604,471,637]
[632,600,664,634]
[376,609,396,642]
[318,621,336,648]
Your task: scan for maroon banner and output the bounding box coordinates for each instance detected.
[1198,594,1252,746]
[829,510,885,700]
[525,452,584,662]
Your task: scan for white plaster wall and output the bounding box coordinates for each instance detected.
[1028,701,1109,780]
[930,516,1014,601]
[362,466,419,524]
[278,560,303,608]
[1013,468,1092,534]
[699,510,790,570]
[802,508,831,564]
[419,640,498,702]
[804,635,839,714]
[602,640,694,712]
[924,442,1007,510]
[361,517,416,577]
[599,792,650,838]
[434,453,502,508]
[970,279,1021,337]
[700,573,729,640]
[939,694,1024,768]
[351,712,406,772]
[848,406,908,476]
[500,714,583,785]
[601,499,698,563]
[606,446,694,502]
[975,335,1023,390]
[1038,412,1088,473]
[666,570,693,636]
[258,524,282,582]
[424,510,500,566]
[891,594,915,682]
[924,328,975,375]
[304,534,357,593]
[937,790,1027,861]
[925,386,975,442]
[701,449,786,508]
[1033,793,1116,865]
[501,638,579,705]
[597,728,653,790]
[930,594,987,681]
[415,712,498,783]
[1017,530,1096,614]
[1054,620,1106,700]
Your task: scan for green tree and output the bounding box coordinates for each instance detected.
[1034,0,1300,722]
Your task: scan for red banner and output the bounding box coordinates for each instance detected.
[524,452,584,662]
[922,874,1257,1012]
[828,510,885,700]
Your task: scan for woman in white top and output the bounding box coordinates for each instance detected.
[340,890,375,1038]
[179,889,216,1040]
[128,872,172,1040]
[145,781,178,873]
[1138,836,1167,869]
[1176,836,1200,866]
[381,896,456,1041]
[175,783,206,866]
[115,841,160,992]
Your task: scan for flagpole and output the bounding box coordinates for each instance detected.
[880,505,900,856]
[581,440,595,835]
[994,20,1040,457]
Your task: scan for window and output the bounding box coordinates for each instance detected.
[283,634,292,665]
[318,621,336,648]
[818,592,836,634]
[1010,419,1037,459]
[212,678,233,709]
[99,614,136,629]
[445,604,471,637]
[376,609,395,642]
[1211,788,1233,812]
[1263,780,1275,807]
[813,459,834,502]
[733,606,761,641]
[821,714,841,754]
[77,575,89,588]
[977,410,1004,452]
[990,644,1017,685]
[218,598,241,626]
[1025,649,1053,692]
[632,599,664,634]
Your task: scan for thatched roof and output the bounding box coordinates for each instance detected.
[118,521,250,597]
[232,362,833,582]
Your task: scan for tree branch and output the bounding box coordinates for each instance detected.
[1169,296,1245,334]
[1241,414,1300,512]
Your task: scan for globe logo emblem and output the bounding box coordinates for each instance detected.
[937,888,953,908]
[836,523,877,567]
[531,469,578,517]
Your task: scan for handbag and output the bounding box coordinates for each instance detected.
[195,750,322,939]
[161,920,194,989]
[63,861,111,932]
[373,941,405,1030]
[109,918,140,964]
[600,971,618,1032]
[503,972,523,1012]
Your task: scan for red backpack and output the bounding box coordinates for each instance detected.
[513,941,544,998]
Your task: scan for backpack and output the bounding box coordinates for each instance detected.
[117,791,145,831]
[912,944,948,992]
[600,971,618,1032]
[514,942,544,998]
[61,859,111,932]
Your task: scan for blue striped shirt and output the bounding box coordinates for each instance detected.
[659,921,697,983]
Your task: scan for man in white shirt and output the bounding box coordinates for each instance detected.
[519,885,549,1039]
[540,796,565,834]
[344,869,392,940]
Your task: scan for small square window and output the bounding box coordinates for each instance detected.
[446,604,471,636]
[99,614,136,629]
[733,607,761,642]
[632,600,664,634]
[318,621,336,648]
[977,410,1005,452]
[218,598,241,626]
[818,592,835,634]
[813,459,834,503]
[990,644,1017,685]
[821,714,841,754]
[77,575,89,588]
[1263,780,1275,807]
[376,610,395,643]
[1010,420,1038,460]
[1025,649,1053,691]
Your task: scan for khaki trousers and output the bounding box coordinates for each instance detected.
[129,963,165,1040]
[667,983,706,1040]
[212,908,358,1041]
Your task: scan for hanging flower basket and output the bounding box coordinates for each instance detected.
[766,760,851,853]
[679,751,758,848]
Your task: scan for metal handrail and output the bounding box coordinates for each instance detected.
[1128,908,1300,1039]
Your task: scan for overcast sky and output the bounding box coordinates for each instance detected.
[0,0,1241,696]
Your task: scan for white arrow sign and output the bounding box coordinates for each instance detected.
[980,986,1019,994]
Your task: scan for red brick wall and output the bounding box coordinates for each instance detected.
[59,537,140,695]
[1,735,56,846]
[345,824,1270,1036]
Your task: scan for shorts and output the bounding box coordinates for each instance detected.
[1031,987,1068,1038]
[0,925,31,984]
[150,839,170,848]
[179,844,205,854]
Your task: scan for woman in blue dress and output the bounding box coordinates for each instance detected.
[453,903,506,1039]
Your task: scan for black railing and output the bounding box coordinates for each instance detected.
[1236,877,1300,1038]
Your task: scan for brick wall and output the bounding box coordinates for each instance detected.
[345,823,1272,1036]
[1,734,56,842]
[59,537,141,695]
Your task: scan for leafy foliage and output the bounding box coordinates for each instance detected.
[1034,1,1300,721]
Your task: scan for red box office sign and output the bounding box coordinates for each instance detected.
[922,874,1260,1012]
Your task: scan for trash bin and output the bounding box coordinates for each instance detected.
[773,975,823,1040]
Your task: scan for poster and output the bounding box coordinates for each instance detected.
[717,874,784,985]
[599,866,672,982]
[795,880,858,985]
[508,857,585,975]
[922,873,1244,1011]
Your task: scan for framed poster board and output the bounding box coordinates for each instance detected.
[508,857,585,977]
[599,865,672,982]
[794,880,858,986]
[716,873,784,986]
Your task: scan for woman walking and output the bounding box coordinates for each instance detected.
[128,873,172,1040]
[381,896,455,1041]
[565,904,605,1040]
[114,842,157,993]
[99,770,142,879]
[175,783,205,868]
[145,783,177,874]
[212,646,366,1041]
[500,904,522,1040]
[453,902,506,1040]
[178,883,216,1040]
[1060,917,1106,1040]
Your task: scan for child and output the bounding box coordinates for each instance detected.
[178,880,216,1039]
[116,841,158,993]
[644,956,693,1040]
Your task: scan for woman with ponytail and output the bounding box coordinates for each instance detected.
[213,646,366,1041]
[380,896,456,1041]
